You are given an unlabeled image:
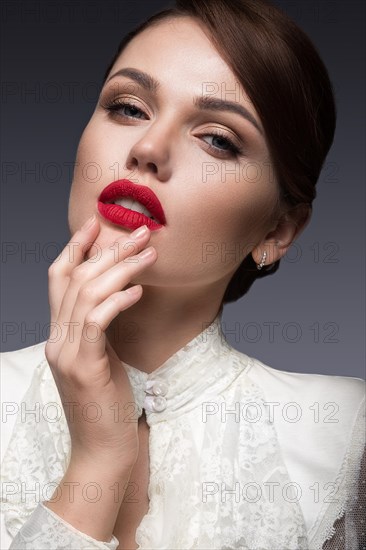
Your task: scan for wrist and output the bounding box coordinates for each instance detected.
[68,451,136,479]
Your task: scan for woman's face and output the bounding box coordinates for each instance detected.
[68,16,280,290]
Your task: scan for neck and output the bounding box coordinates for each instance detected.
[106,282,225,374]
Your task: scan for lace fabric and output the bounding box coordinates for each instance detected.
[134,379,309,549]
[8,502,118,550]
[1,313,365,549]
[309,397,366,550]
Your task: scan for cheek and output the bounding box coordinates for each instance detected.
[68,122,111,234]
[68,135,91,228]
[166,184,275,273]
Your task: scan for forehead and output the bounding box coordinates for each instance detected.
[111,16,254,109]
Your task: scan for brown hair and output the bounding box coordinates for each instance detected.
[101,0,337,304]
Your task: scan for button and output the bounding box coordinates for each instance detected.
[152,381,168,397]
[152,396,167,412]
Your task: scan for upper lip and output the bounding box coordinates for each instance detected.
[98,179,166,225]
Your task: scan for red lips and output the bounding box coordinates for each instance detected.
[97,179,166,231]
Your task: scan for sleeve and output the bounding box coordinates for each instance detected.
[315,393,366,550]
[0,346,120,550]
[8,502,119,550]
[322,444,366,550]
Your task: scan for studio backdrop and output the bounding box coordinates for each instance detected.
[1,0,365,378]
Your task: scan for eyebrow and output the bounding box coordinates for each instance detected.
[106,67,263,136]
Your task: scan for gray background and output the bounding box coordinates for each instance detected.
[1,0,365,379]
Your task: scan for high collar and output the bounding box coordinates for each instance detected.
[121,312,247,425]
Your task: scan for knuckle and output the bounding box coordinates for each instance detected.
[70,264,88,283]
[78,283,98,302]
[84,312,100,327]
[48,262,60,278]
[108,293,122,307]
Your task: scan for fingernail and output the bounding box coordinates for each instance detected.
[81,214,96,231]
[125,285,142,296]
[138,246,155,260]
[130,225,148,239]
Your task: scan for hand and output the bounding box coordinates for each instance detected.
[45,216,157,470]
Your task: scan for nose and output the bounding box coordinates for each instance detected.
[125,118,174,182]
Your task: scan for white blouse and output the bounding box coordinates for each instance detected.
[1,313,365,549]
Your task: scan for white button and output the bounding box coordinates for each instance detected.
[152,381,168,396]
[152,396,167,412]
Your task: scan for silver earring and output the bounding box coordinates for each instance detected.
[256,251,267,270]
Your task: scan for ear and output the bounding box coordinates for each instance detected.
[252,203,312,266]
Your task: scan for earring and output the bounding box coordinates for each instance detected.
[256,251,267,270]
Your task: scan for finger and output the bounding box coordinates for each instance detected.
[70,223,151,282]
[62,247,156,359]
[48,216,100,323]
[78,286,143,363]
[53,229,152,350]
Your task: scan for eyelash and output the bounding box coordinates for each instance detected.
[102,99,243,157]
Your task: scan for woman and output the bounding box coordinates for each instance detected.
[1,0,365,549]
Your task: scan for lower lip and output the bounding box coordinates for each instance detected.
[97,202,164,231]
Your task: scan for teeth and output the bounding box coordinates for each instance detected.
[111,198,157,221]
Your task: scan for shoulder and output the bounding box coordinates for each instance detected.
[238,350,365,467]
[249,358,365,406]
[224,344,365,446]
[223,343,365,410]
[245,353,365,421]
[0,340,48,461]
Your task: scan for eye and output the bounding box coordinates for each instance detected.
[102,99,148,120]
[200,131,242,158]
